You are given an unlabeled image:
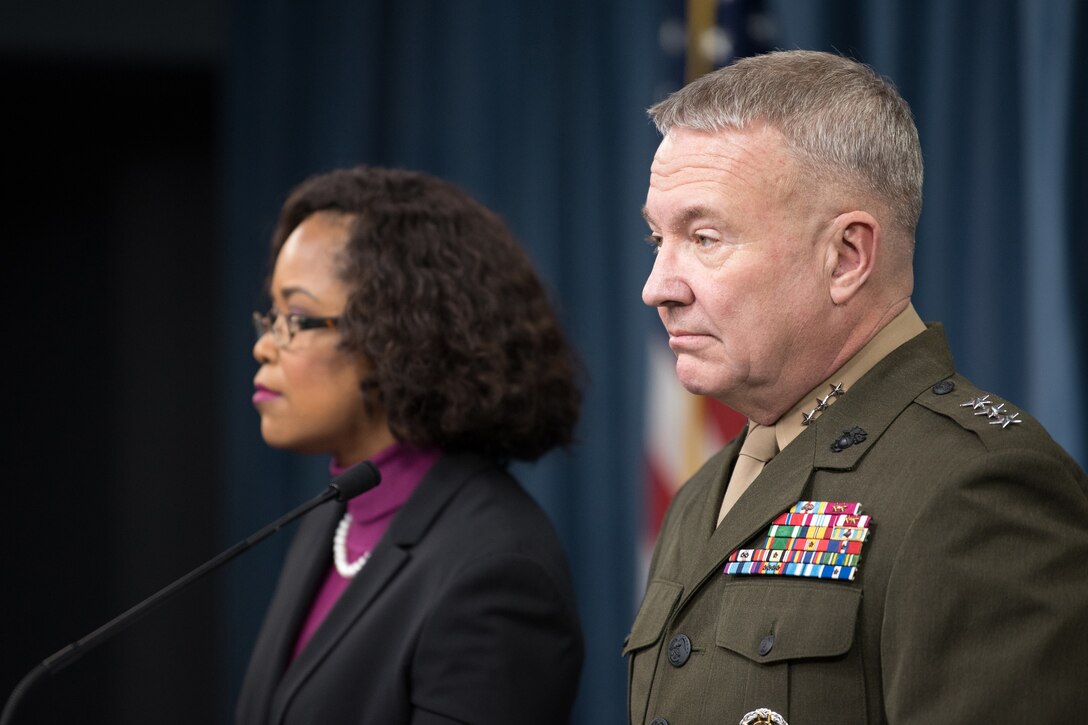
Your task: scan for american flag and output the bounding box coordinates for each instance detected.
[641,0,775,582]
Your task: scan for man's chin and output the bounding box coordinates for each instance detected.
[672,356,713,390]
[675,369,727,400]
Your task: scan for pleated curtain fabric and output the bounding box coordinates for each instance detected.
[717,423,778,526]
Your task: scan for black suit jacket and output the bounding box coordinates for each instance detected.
[237,453,583,725]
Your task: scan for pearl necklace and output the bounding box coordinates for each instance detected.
[333,513,371,578]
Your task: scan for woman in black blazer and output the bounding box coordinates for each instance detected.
[238,166,584,725]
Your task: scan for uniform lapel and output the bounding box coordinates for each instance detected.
[811,324,954,472]
[679,429,816,608]
[675,325,956,608]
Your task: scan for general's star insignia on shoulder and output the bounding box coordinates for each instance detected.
[740,708,788,725]
[960,395,1022,429]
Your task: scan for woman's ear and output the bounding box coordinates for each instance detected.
[828,212,879,305]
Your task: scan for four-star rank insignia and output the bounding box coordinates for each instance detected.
[725,501,871,581]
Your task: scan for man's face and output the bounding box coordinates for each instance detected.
[642,124,836,417]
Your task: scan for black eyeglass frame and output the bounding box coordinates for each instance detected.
[252,310,340,348]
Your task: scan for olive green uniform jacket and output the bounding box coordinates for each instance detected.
[626,325,1088,724]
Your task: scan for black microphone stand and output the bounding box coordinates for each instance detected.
[0,462,380,725]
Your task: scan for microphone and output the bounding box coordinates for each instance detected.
[0,461,380,725]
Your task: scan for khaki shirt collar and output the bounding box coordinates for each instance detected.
[767,304,927,453]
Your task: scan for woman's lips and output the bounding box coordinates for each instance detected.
[252,384,281,405]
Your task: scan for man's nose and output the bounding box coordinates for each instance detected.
[642,244,692,308]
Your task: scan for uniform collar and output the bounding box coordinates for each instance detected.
[770,304,927,453]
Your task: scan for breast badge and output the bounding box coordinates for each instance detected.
[740,707,788,725]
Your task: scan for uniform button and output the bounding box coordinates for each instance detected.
[650,719,669,725]
[758,633,775,656]
[667,634,692,667]
[933,379,955,395]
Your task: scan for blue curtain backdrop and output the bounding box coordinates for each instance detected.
[219,1,1086,723]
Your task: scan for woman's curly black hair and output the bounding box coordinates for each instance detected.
[268,166,582,462]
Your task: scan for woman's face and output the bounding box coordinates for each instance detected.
[252,212,394,465]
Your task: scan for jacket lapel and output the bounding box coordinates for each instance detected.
[269,453,494,721]
[272,542,411,717]
[259,506,342,682]
[236,500,342,725]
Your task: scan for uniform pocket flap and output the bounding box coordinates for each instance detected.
[715,582,861,663]
[623,579,683,654]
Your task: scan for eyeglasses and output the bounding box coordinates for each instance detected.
[252,310,339,348]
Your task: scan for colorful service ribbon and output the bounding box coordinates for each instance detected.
[725,501,872,581]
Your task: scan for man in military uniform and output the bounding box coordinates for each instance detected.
[630,50,1088,725]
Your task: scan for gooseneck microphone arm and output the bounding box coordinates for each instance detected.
[0,461,380,725]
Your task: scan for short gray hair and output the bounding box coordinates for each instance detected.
[649,50,923,236]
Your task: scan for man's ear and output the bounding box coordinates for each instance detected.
[828,212,879,305]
